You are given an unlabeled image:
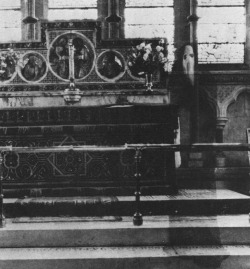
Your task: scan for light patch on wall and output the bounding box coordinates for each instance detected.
[198,0,244,6]
[48,0,97,8]
[48,9,97,21]
[126,0,173,7]
[48,0,97,21]
[0,0,20,9]
[0,1,22,43]
[197,0,246,64]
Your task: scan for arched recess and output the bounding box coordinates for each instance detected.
[220,86,250,118]
[223,88,250,167]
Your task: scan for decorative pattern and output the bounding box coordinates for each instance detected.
[0,82,154,92]
[0,130,173,182]
[0,106,177,127]
[216,85,236,104]
[48,136,88,177]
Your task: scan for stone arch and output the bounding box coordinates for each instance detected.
[221,86,250,118]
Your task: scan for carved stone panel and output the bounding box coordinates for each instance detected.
[48,32,96,81]
[18,52,48,83]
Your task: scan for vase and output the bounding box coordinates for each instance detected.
[145,73,153,92]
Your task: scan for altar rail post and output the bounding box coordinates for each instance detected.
[133,147,143,226]
[0,151,5,227]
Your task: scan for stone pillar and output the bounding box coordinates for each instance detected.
[215,117,228,167]
[187,0,199,143]
[245,0,250,67]
[21,0,46,41]
[174,0,190,49]
[99,0,124,40]
[187,0,202,168]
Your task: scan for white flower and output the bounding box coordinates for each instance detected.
[144,43,152,52]
[136,42,146,51]
[143,52,149,61]
[156,45,163,52]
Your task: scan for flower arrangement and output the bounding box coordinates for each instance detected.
[128,39,169,79]
[0,48,20,81]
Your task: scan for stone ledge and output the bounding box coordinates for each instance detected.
[0,245,249,269]
[0,90,170,108]
[177,167,250,181]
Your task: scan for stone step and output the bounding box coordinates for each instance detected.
[4,189,250,217]
[3,182,175,198]
[0,245,249,269]
[0,215,250,247]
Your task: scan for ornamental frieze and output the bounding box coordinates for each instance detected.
[199,72,250,85]
[0,21,168,94]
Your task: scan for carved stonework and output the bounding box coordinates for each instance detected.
[216,85,236,104]
[199,72,250,85]
[48,32,95,81]
[0,126,174,181]
[201,84,244,118]
[18,52,47,83]
[0,21,167,93]
[0,82,155,92]
[96,50,125,82]
[216,117,228,130]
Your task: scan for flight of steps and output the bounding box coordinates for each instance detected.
[1,189,250,268]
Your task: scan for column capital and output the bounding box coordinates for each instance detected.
[216,117,228,130]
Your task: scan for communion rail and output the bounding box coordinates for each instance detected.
[0,143,250,227]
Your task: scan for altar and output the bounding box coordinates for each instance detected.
[0,21,178,197]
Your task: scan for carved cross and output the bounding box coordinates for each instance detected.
[68,38,75,79]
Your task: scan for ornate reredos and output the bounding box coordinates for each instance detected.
[0,21,165,92]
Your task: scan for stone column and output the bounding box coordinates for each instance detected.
[21,0,47,41]
[245,0,250,67]
[99,0,124,40]
[215,117,228,167]
[187,0,202,168]
[187,0,199,143]
[105,0,122,39]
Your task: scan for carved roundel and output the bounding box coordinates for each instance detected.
[0,49,18,83]
[48,32,96,81]
[96,50,126,82]
[18,52,48,83]
[127,58,145,81]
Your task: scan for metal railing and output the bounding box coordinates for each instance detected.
[0,142,250,227]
